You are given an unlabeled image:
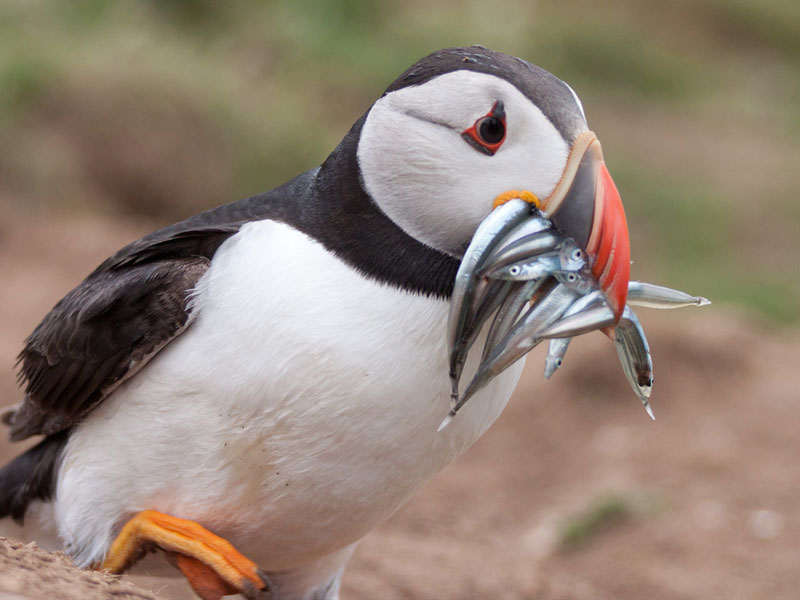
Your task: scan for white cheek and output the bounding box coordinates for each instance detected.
[359,105,483,255]
[358,72,571,256]
[490,106,570,199]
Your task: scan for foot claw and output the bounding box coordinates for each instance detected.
[104,510,268,600]
[242,577,272,600]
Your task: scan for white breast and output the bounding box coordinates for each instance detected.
[54,220,524,577]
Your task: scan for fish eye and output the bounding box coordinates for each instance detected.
[567,272,578,283]
[571,248,584,261]
[509,265,521,276]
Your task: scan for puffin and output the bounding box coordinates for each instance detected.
[0,46,631,600]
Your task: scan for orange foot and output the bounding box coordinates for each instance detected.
[101,509,270,600]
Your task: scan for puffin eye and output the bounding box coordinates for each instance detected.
[462,100,506,156]
[477,116,504,144]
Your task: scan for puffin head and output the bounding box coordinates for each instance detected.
[356,46,630,320]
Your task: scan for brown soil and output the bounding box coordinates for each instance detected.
[0,537,159,600]
[1,205,798,599]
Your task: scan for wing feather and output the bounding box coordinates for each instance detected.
[8,238,230,440]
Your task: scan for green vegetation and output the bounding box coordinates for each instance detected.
[1,0,798,323]
[559,491,666,550]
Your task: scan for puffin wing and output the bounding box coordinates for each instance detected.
[7,223,242,441]
[5,169,325,441]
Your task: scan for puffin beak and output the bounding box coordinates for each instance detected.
[544,131,630,321]
[446,131,633,412]
[445,131,705,426]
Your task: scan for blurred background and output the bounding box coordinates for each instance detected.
[0,0,798,598]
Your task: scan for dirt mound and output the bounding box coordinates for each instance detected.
[0,537,160,600]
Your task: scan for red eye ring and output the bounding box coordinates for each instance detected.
[462,100,506,156]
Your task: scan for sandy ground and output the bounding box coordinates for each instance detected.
[0,537,161,600]
[1,204,798,599]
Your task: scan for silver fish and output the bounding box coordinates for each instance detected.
[614,306,655,419]
[544,337,571,380]
[447,199,532,400]
[481,278,546,362]
[556,239,588,272]
[541,289,607,379]
[442,198,710,431]
[491,213,553,249]
[627,281,711,309]
[478,229,562,275]
[538,304,616,339]
[537,291,613,340]
[468,230,563,328]
[446,283,579,424]
[491,252,562,281]
[553,269,596,295]
[468,279,513,329]
[453,279,516,383]
[490,237,587,282]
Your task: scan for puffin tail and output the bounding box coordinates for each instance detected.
[0,431,68,525]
